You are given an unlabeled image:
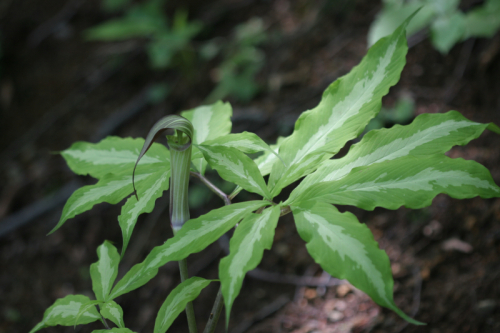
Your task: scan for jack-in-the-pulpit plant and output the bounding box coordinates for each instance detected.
[31,16,500,333]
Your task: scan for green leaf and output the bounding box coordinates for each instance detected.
[154,277,212,333]
[219,205,280,324]
[92,329,136,333]
[203,131,281,158]
[368,1,435,46]
[107,261,158,301]
[133,115,192,198]
[290,155,500,210]
[101,301,125,328]
[229,136,285,199]
[254,136,286,176]
[51,161,166,234]
[109,201,267,299]
[74,300,103,328]
[268,16,411,197]
[197,145,271,199]
[90,241,120,302]
[29,295,101,333]
[61,136,169,180]
[290,111,499,202]
[118,169,170,256]
[181,101,232,174]
[464,0,500,38]
[291,201,423,325]
[84,3,167,41]
[430,11,465,54]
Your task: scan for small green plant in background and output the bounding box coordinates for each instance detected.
[31,16,500,332]
[369,0,500,53]
[86,0,268,103]
[85,0,202,69]
[364,94,415,133]
[202,17,267,103]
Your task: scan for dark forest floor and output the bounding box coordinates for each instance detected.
[1,1,500,332]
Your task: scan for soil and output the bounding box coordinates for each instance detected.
[1,1,500,333]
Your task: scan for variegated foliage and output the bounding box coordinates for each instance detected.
[34,15,500,333]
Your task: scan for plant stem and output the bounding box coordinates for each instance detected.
[203,288,224,333]
[169,135,198,333]
[178,256,198,333]
[190,171,231,206]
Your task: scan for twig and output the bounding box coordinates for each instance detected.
[0,180,82,238]
[444,38,476,103]
[27,0,84,47]
[91,85,154,142]
[0,52,138,161]
[229,295,290,333]
[394,266,423,333]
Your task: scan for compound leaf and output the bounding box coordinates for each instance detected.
[219,205,280,325]
[154,277,212,333]
[268,15,411,197]
[290,155,500,210]
[118,169,170,256]
[100,301,125,328]
[290,111,500,201]
[182,101,232,174]
[90,241,120,302]
[292,201,423,324]
[55,136,170,234]
[109,201,267,299]
[198,145,271,199]
[29,295,101,333]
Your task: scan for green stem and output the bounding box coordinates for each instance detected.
[169,136,198,333]
[202,288,224,333]
[178,256,198,333]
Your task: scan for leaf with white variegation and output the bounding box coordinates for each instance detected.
[197,145,271,199]
[230,136,286,199]
[182,101,232,174]
[290,111,500,202]
[203,132,283,162]
[29,295,101,333]
[100,301,125,328]
[254,136,286,176]
[292,201,423,324]
[154,277,213,333]
[289,155,500,210]
[50,165,161,234]
[268,15,411,197]
[61,136,169,179]
[220,205,280,324]
[109,201,268,299]
[118,169,170,256]
[91,241,120,301]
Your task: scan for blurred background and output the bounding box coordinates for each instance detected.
[1,0,500,332]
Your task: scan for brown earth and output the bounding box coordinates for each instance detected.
[1,1,500,333]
